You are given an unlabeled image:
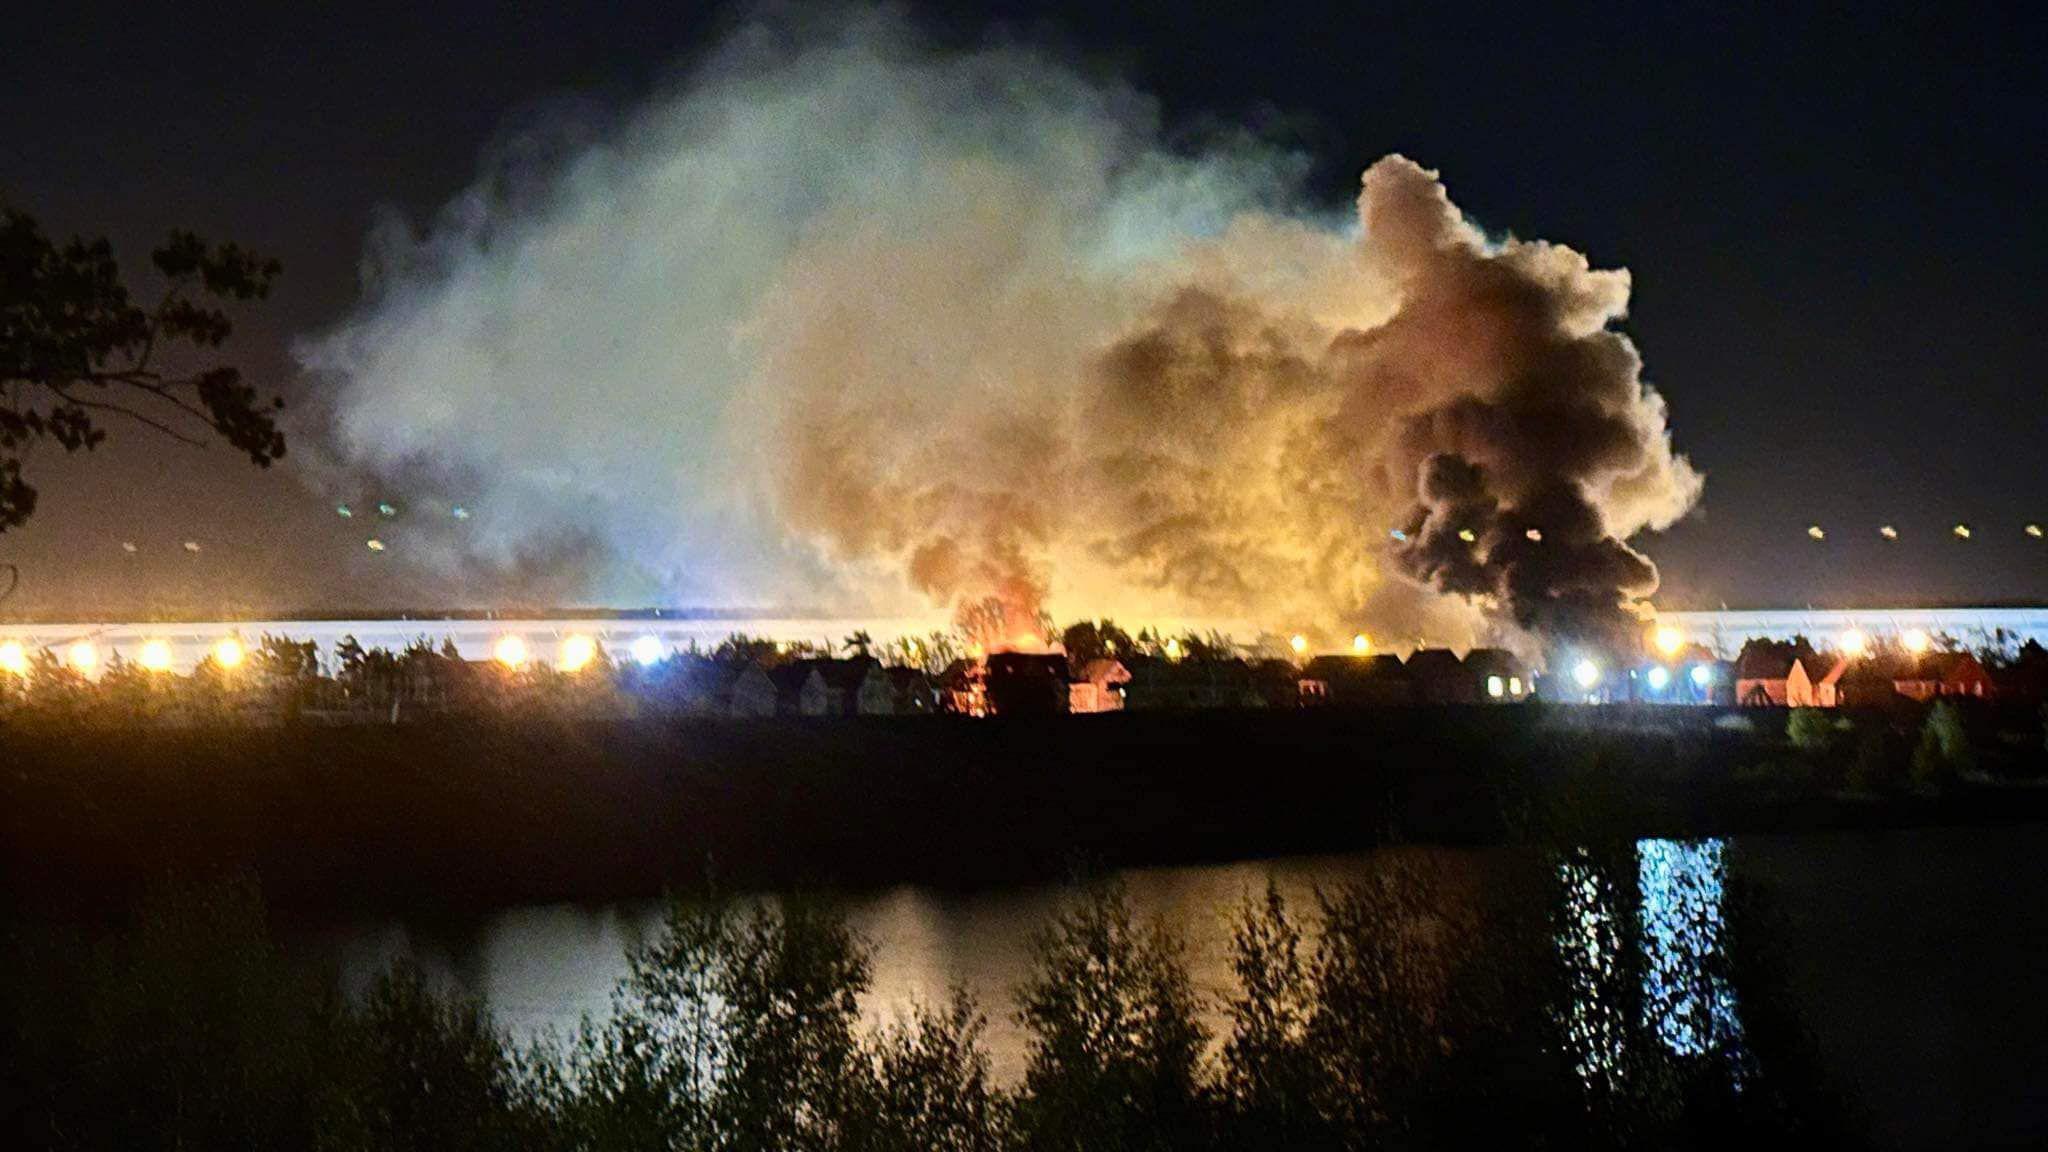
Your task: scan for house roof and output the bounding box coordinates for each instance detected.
[1403,648,1465,678]
[1462,648,1523,678]
[787,656,884,693]
[768,663,824,695]
[1736,639,1821,680]
[1302,654,1410,682]
[884,666,932,689]
[1076,657,1131,684]
[986,651,1070,681]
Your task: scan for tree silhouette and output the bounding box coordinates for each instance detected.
[1,208,284,532]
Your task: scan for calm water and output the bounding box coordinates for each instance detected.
[308,825,2048,1150]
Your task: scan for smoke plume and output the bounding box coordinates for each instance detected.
[301,6,1700,651]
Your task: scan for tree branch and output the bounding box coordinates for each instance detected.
[46,386,210,448]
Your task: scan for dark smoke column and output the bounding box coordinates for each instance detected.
[1340,157,1698,652]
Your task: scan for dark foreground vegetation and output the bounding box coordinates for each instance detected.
[4,703,2046,919]
[4,857,1848,1151]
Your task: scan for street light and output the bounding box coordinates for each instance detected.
[1646,665,1672,691]
[1572,659,1600,690]
[213,637,245,669]
[0,640,27,677]
[138,639,173,672]
[494,635,528,668]
[631,635,663,667]
[1652,625,1684,657]
[559,633,598,672]
[68,640,98,674]
[1690,664,1713,689]
[1290,634,1309,656]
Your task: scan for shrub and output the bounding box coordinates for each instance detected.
[1013,882,1211,1151]
[1910,700,1976,786]
[1785,709,1838,754]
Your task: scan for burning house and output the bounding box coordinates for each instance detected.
[984,651,1071,716]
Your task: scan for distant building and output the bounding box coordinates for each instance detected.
[1783,654,1843,708]
[1121,657,1261,710]
[886,667,938,714]
[770,663,830,716]
[985,652,1070,716]
[936,659,985,716]
[1300,654,1414,707]
[1462,648,1533,702]
[1249,659,1307,709]
[1895,651,1993,701]
[1992,641,2048,704]
[1404,648,1475,704]
[1801,650,1994,708]
[725,663,779,717]
[1069,658,1130,713]
[1735,640,1823,707]
[767,657,896,715]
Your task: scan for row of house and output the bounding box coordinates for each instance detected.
[643,656,938,717]
[1733,643,1996,708]
[938,647,1540,717]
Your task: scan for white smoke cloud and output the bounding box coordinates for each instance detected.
[300,5,1700,649]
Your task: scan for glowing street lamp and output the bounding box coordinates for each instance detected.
[1646,665,1672,691]
[1289,634,1309,656]
[1838,628,1869,657]
[558,633,598,672]
[1572,658,1600,690]
[213,637,245,670]
[1163,637,1181,660]
[138,639,173,672]
[1953,523,1972,540]
[1902,629,1931,654]
[1807,525,1826,541]
[631,635,664,667]
[1352,633,1371,654]
[1880,525,1899,541]
[493,635,528,668]
[1652,625,1685,657]
[0,640,28,677]
[1690,664,1713,689]
[68,640,98,674]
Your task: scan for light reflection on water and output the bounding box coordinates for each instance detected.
[300,825,2048,1148]
[320,845,1671,1083]
[1558,838,1744,1095]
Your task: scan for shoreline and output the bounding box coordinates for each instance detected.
[5,707,2045,921]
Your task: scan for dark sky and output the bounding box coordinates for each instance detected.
[3,1,2043,615]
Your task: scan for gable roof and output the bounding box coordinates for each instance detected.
[1461,648,1522,678]
[1403,648,1465,677]
[1736,639,1821,680]
[788,656,883,693]
[1302,654,1410,682]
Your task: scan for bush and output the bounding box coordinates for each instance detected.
[1013,883,1211,1151]
[5,865,1844,1150]
[1785,709,1838,754]
[1911,700,1976,786]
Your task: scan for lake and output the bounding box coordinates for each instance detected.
[309,823,2048,1150]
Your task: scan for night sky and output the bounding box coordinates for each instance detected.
[3,1,2043,615]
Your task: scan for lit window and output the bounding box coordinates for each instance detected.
[1508,676,1522,695]
[1486,675,1505,698]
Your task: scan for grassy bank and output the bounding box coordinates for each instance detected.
[5,705,2045,919]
